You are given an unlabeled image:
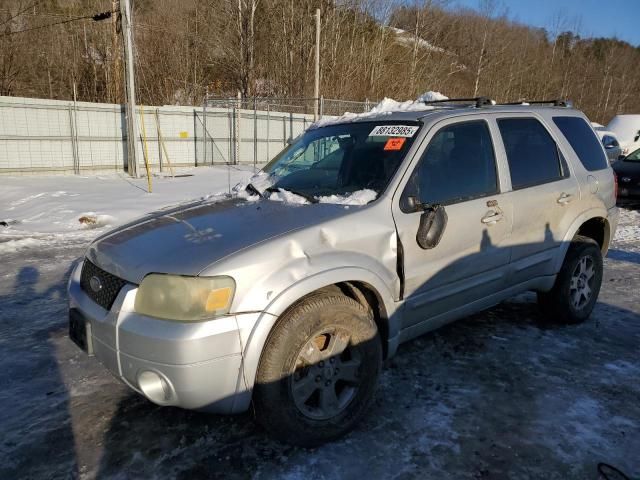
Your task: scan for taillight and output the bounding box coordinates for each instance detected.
[613,172,618,199]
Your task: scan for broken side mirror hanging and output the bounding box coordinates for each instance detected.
[416,202,448,250]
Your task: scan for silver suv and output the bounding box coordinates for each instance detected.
[68,98,618,446]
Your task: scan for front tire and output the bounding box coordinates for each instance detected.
[537,235,603,324]
[253,293,382,447]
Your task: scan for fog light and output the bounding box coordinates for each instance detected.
[137,370,173,405]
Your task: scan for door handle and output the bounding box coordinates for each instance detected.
[481,211,503,225]
[557,192,573,205]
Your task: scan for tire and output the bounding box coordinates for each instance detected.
[253,293,382,447]
[537,235,603,324]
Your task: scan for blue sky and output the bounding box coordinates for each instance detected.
[452,0,640,46]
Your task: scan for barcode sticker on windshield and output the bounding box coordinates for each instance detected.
[369,125,419,137]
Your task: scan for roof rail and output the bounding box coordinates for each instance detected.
[421,96,496,108]
[499,99,571,107]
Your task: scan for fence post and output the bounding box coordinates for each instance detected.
[232,105,237,164]
[68,105,79,174]
[253,97,257,168]
[266,103,270,162]
[320,95,324,117]
[234,92,241,164]
[283,115,286,148]
[155,108,163,172]
[289,112,293,143]
[202,96,207,166]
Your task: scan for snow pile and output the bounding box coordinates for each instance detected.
[317,189,378,206]
[0,237,43,254]
[310,91,449,129]
[416,91,449,102]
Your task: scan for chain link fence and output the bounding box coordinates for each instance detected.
[197,96,376,168]
[0,95,377,175]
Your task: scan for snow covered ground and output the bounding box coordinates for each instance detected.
[1,169,639,479]
[0,165,259,245]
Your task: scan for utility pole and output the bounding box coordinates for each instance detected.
[314,8,321,121]
[120,0,138,177]
[111,0,121,103]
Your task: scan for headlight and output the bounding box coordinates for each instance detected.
[134,274,235,321]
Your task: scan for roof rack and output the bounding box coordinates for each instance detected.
[421,96,495,108]
[498,99,571,107]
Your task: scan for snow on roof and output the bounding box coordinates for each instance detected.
[310,91,449,129]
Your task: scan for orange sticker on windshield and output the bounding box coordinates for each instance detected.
[384,137,406,151]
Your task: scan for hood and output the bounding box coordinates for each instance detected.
[86,197,354,284]
[613,159,640,177]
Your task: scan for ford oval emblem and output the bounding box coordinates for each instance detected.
[89,276,103,293]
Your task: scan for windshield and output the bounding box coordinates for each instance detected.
[626,148,640,162]
[260,121,421,201]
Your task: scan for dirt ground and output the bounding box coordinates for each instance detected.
[1,208,638,480]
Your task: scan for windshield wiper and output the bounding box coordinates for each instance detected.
[265,186,318,204]
[246,183,263,197]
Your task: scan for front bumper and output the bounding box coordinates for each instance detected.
[67,260,269,413]
[617,183,640,201]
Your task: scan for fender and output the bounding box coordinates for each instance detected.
[553,207,611,272]
[230,266,401,413]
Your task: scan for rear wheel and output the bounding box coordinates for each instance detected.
[537,235,603,324]
[253,293,381,447]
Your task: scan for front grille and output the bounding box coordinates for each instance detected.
[80,260,127,310]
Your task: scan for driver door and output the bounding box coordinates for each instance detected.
[392,117,512,332]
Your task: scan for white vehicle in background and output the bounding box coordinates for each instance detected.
[591,123,622,163]
[607,114,640,156]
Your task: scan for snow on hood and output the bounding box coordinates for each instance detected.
[231,172,378,206]
[265,188,309,204]
[310,91,449,129]
[317,189,377,206]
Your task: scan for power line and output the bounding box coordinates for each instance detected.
[0,11,113,37]
[0,0,45,28]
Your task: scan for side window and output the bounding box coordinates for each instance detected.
[403,120,498,208]
[497,118,566,189]
[553,116,608,171]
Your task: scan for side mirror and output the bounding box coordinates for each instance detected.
[416,203,447,250]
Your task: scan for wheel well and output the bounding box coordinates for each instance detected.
[575,217,608,252]
[279,282,390,359]
[336,281,389,359]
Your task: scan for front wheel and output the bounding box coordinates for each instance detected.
[537,235,603,324]
[253,293,382,447]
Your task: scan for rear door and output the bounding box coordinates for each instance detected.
[493,115,581,283]
[392,116,513,330]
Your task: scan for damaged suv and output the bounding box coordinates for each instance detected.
[68,98,618,446]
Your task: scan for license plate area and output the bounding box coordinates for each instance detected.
[69,309,93,355]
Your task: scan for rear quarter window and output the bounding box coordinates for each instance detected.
[553,116,608,171]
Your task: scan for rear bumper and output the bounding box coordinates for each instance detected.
[606,206,620,254]
[67,260,270,413]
